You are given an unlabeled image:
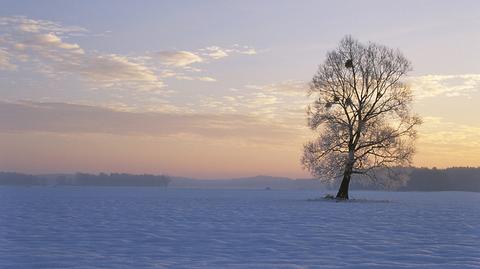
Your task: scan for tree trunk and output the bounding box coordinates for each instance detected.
[336,163,352,200]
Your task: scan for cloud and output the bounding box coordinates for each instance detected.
[410,74,480,99]
[203,46,229,59]
[200,45,258,60]
[0,16,88,34]
[250,92,278,106]
[233,44,257,55]
[191,80,310,130]
[0,16,164,91]
[154,45,257,81]
[176,75,217,82]
[157,51,203,67]
[197,76,217,82]
[72,54,164,90]
[0,16,258,91]
[414,116,480,166]
[419,116,480,147]
[0,47,16,70]
[24,32,84,54]
[239,48,257,55]
[246,80,307,97]
[0,101,299,142]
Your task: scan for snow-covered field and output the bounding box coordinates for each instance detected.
[0,187,479,269]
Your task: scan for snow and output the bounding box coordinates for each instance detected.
[0,187,479,268]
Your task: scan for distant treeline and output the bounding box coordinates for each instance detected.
[0,167,479,191]
[0,172,170,187]
[402,167,480,191]
[348,167,480,192]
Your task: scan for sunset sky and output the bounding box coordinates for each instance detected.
[1,1,480,178]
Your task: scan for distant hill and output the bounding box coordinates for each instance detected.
[170,175,324,190]
[0,167,479,191]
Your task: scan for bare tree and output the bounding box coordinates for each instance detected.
[302,36,421,200]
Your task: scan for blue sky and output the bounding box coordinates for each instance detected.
[1,1,480,178]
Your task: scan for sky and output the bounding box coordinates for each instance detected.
[1,0,480,178]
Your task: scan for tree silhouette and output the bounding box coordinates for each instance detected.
[302,36,421,199]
